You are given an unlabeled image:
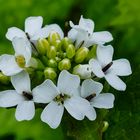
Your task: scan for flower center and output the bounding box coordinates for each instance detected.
[102,62,113,73]
[22,91,33,100]
[54,94,70,104]
[86,93,96,101]
[15,55,26,68]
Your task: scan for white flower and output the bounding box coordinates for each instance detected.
[6,16,64,42]
[81,79,115,120]
[68,15,113,48]
[0,37,32,76]
[89,45,132,91]
[32,70,93,129]
[0,71,37,121]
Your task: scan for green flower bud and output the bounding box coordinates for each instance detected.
[102,121,109,132]
[75,47,89,63]
[73,64,91,79]
[47,46,57,59]
[61,37,71,51]
[58,58,71,71]
[48,59,57,68]
[48,31,61,45]
[54,40,62,51]
[0,72,10,84]
[29,58,44,70]
[40,56,48,66]
[86,45,97,60]
[44,67,57,80]
[36,39,49,55]
[15,55,25,68]
[55,57,61,62]
[66,44,75,59]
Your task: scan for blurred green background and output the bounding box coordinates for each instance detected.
[0,0,140,139]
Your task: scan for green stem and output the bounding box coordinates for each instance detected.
[61,109,108,140]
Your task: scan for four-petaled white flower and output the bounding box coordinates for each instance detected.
[89,45,132,91]
[81,79,115,119]
[68,15,113,48]
[32,70,94,129]
[0,71,39,121]
[6,16,64,42]
[0,37,32,76]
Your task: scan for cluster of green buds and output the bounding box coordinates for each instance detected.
[34,32,96,81]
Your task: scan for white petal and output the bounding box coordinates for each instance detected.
[25,16,43,36]
[75,31,89,48]
[64,96,90,120]
[89,59,104,78]
[15,101,35,121]
[41,101,64,129]
[6,27,26,41]
[105,73,126,91]
[0,54,22,76]
[30,26,48,41]
[79,15,94,34]
[32,24,64,40]
[81,79,103,98]
[91,31,113,44]
[111,59,132,76]
[0,90,24,107]
[32,80,58,103]
[68,28,78,42]
[85,106,96,121]
[91,93,115,109]
[97,45,114,66]
[12,37,32,65]
[11,71,31,94]
[57,70,80,96]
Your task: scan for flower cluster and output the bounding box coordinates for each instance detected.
[0,16,132,129]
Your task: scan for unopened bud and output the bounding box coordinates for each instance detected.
[58,58,71,71]
[66,44,75,59]
[61,37,71,51]
[44,67,57,80]
[0,72,10,84]
[48,59,57,68]
[75,47,89,63]
[55,57,61,62]
[48,31,61,45]
[102,121,109,132]
[54,40,62,51]
[73,64,91,79]
[36,39,49,55]
[86,45,97,60]
[47,46,57,59]
[28,58,44,70]
[40,56,48,66]
[15,55,25,68]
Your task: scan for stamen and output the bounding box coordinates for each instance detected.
[22,91,33,100]
[102,62,113,73]
[25,33,38,55]
[79,41,84,48]
[86,93,96,101]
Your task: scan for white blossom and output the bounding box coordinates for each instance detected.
[0,71,36,121]
[89,45,132,91]
[32,70,93,129]
[6,16,64,42]
[81,79,115,120]
[68,15,113,48]
[0,37,32,76]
